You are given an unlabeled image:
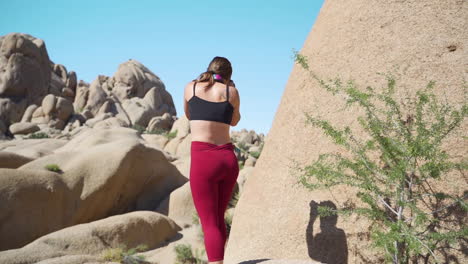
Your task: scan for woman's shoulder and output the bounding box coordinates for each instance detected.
[228,83,239,99]
[186,80,197,86]
[228,81,238,90]
[185,80,199,90]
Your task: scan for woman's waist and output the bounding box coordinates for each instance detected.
[190,122,230,137]
[191,140,234,151]
[190,132,231,145]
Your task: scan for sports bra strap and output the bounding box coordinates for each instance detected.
[226,84,229,101]
[193,81,197,96]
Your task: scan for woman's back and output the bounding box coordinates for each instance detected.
[184,80,240,145]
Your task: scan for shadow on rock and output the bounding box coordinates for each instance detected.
[238,258,271,264]
[306,200,348,264]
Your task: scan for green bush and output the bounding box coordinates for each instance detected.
[165,130,178,139]
[228,189,240,208]
[146,127,167,135]
[131,124,146,134]
[101,243,148,263]
[249,151,260,159]
[225,211,233,238]
[191,212,205,241]
[174,244,207,264]
[249,142,264,159]
[45,164,62,173]
[292,51,468,264]
[191,212,200,226]
[27,132,49,139]
[237,142,249,152]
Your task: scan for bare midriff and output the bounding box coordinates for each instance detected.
[190,120,231,145]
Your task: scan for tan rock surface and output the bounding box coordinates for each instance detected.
[225,0,467,263]
[0,127,186,250]
[0,211,180,264]
[155,182,196,228]
[141,224,206,264]
[0,138,68,159]
[0,151,33,168]
[8,122,40,135]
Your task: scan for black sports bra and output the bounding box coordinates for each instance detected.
[188,80,234,125]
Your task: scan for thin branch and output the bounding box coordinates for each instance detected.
[378,195,399,216]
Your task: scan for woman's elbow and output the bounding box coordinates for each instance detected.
[231,114,241,126]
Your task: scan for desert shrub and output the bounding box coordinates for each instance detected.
[228,189,240,208]
[45,164,62,173]
[131,124,146,134]
[225,211,233,238]
[250,151,260,159]
[236,142,249,152]
[238,162,244,170]
[191,212,200,226]
[165,130,178,139]
[146,127,167,135]
[174,243,207,264]
[292,50,467,264]
[27,132,49,139]
[101,243,148,263]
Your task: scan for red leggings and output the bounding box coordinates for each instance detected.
[189,140,239,262]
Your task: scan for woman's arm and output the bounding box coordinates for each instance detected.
[183,81,192,120]
[229,86,241,126]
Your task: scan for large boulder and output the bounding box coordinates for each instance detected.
[0,33,52,129]
[75,59,176,129]
[83,76,108,117]
[0,138,68,159]
[155,182,197,228]
[0,211,181,264]
[0,126,187,250]
[113,59,170,103]
[0,33,50,104]
[148,112,175,131]
[141,224,206,264]
[8,122,40,135]
[163,115,190,156]
[0,151,33,168]
[115,59,176,127]
[73,80,90,115]
[225,1,467,263]
[20,104,38,122]
[171,155,190,178]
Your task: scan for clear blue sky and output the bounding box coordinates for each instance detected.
[0,0,324,135]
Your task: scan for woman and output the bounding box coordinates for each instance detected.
[183,56,241,263]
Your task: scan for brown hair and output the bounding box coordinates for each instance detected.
[195,56,233,89]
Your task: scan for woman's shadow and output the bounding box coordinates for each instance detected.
[307,200,348,264]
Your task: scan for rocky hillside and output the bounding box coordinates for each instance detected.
[0,32,267,264]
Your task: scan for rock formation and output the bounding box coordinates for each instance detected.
[225,0,467,263]
[0,211,180,264]
[0,127,186,250]
[0,32,177,140]
[0,31,267,263]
